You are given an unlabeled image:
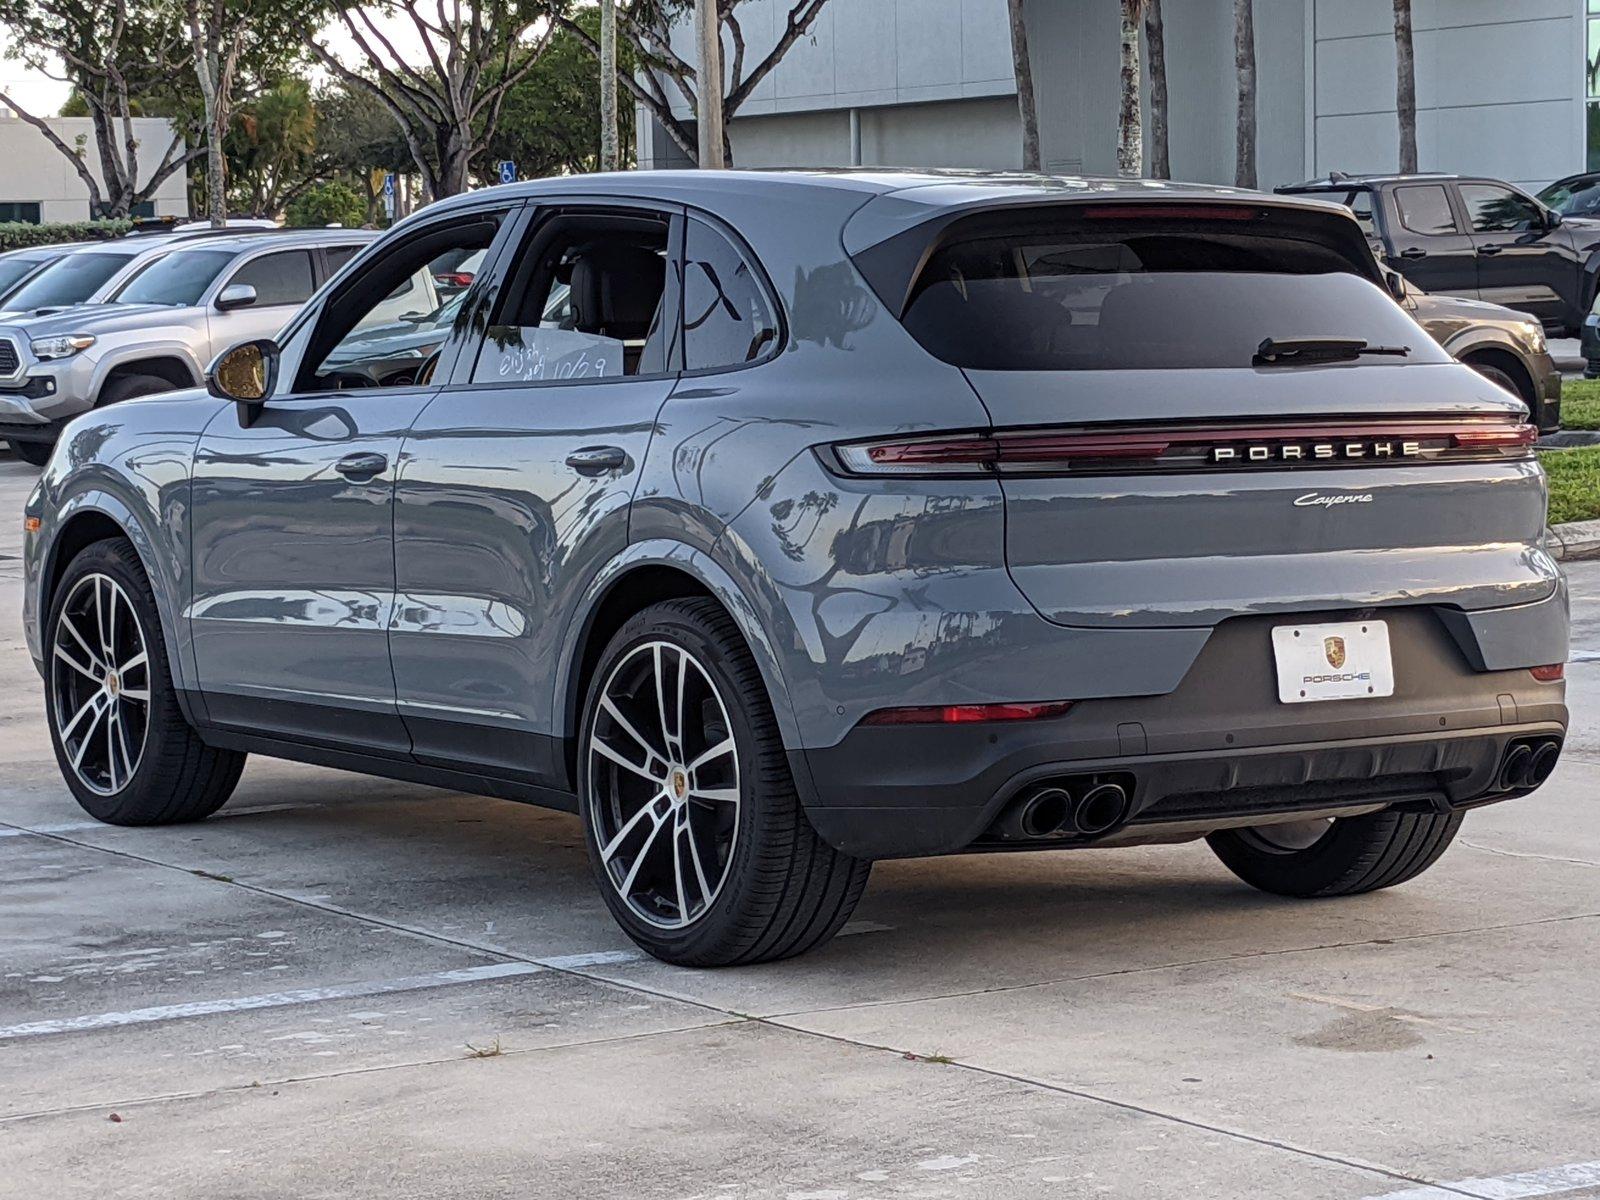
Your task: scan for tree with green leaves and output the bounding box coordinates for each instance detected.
[483,7,634,180]
[184,0,326,225]
[227,77,319,217]
[286,178,367,227]
[311,84,414,222]
[306,0,560,201]
[559,0,831,166]
[0,0,202,217]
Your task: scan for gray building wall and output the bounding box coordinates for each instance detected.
[640,0,1587,191]
[1308,0,1584,190]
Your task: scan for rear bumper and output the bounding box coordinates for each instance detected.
[795,608,1567,859]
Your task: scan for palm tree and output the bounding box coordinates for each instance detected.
[1007,0,1041,171]
[1394,0,1418,172]
[1234,0,1257,188]
[1117,0,1143,178]
[1144,0,1169,179]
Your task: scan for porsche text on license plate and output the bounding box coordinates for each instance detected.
[1271,621,1394,704]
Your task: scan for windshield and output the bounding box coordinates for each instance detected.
[0,255,48,299]
[901,227,1446,371]
[1539,179,1600,217]
[114,249,235,306]
[2,251,133,310]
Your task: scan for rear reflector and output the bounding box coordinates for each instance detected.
[1530,664,1565,682]
[859,700,1073,726]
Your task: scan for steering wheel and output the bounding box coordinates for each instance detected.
[417,349,443,386]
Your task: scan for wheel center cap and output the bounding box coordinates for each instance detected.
[105,672,120,697]
[670,768,688,801]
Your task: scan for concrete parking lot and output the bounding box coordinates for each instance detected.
[1,452,1597,1200]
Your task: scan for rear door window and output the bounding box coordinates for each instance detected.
[683,218,779,370]
[227,250,316,307]
[1395,185,1459,236]
[896,215,1446,372]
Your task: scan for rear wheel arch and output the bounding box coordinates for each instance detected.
[559,550,801,788]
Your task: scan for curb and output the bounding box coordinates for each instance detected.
[1547,519,1600,561]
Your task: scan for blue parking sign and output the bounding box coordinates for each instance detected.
[498,160,517,185]
[382,173,395,197]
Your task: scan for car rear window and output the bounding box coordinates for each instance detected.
[898,217,1442,372]
[2,251,132,309]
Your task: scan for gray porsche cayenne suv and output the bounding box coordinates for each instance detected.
[21,172,1569,966]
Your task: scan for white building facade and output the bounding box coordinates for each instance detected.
[0,114,188,223]
[639,0,1593,193]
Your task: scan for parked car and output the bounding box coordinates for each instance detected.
[429,247,486,298]
[0,226,277,321]
[1403,280,1561,431]
[0,230,387,464]
[23,173,1567,967]
[1277,172,1600,334]
[0,242,97,305]
[1537,172,1600,219]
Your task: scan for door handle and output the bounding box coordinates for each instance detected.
[565,446,628,475]
[1398,247,1428,260]
[334,451,388,480]
[1478,244,1504,256]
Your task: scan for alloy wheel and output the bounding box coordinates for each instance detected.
[51,573,151,796]
[587,641,741,930]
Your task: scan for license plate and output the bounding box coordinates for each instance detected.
[1271,621,1394,704]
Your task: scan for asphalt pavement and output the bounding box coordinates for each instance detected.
[1,453,1597,1200]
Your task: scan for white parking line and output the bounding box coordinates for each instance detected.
[0,962,542,1041]
[1364,1161,1600,1200]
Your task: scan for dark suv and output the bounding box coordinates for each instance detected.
[1278,173,1600,335]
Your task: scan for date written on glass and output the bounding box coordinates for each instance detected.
[480,326,625,383]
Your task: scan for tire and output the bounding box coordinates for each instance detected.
[45,537,246,825]
[96,372,175,408]
[578,597,871,966]
[8,440,52,466]
[1206,809,1463,898]
[1466,362,1524,403]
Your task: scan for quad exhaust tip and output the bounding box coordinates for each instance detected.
[999,777,1134,843]
[1496,737,1562,793]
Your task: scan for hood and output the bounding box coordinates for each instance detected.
[1409,291,1533,326]
[0,302,201,336]
[324,320,450,365]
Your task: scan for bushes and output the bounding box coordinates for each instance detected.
[285,179,367,229]
[0,220,131,251]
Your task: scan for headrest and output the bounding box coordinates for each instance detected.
[568,244,664,340]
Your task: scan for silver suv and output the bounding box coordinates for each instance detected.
[0,230,398,464]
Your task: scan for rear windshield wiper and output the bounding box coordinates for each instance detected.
[1254,336,1411,366]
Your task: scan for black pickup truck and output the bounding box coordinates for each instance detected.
[1277,172,1600,335]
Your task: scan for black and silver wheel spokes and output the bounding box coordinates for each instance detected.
[51,573,150,796]
[588,641,740,930]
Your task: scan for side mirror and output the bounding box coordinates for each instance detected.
[1546,208,1565,230]
[207,339,280,426]
[1384,269,1409,302]
[215,282,258,311]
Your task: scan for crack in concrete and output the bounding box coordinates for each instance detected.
[1460,840,1600,869]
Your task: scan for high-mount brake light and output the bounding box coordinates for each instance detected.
[1079,204,1264,221]
[859,700,1074,727]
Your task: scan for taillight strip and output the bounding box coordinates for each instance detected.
[835,418,1536,478]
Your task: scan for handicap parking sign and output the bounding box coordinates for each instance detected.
[497,160,516,185]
